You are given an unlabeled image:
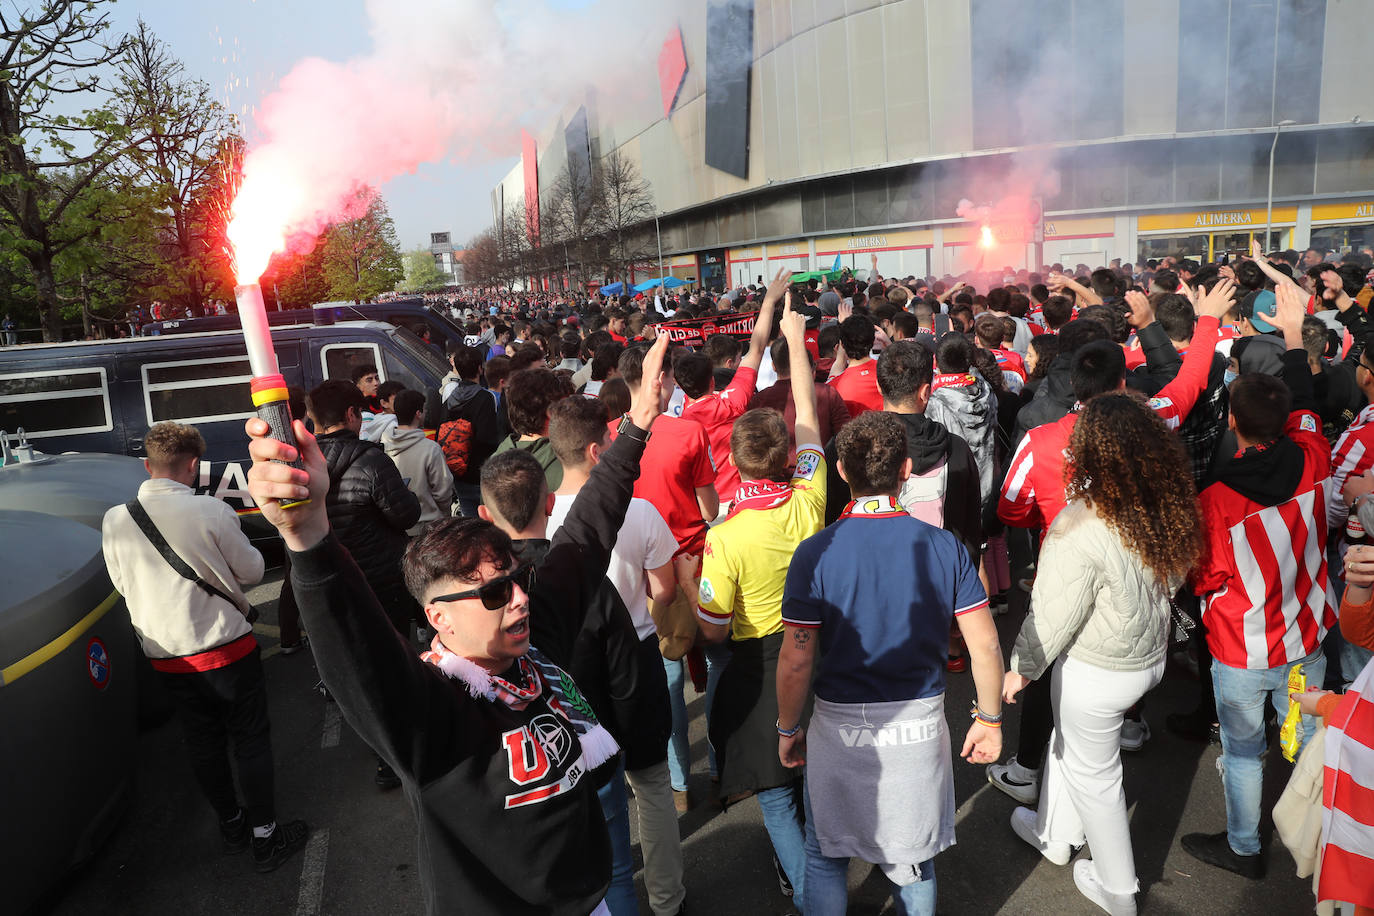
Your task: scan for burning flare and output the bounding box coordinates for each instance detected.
[979,225,996,249]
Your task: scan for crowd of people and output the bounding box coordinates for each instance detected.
[103,241,1374,916]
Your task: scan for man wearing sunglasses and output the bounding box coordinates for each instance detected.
[244,334,672,915]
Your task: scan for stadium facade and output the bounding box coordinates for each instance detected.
[493,0,1374,290]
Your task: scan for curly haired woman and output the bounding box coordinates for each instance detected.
[1002,393,1201,916]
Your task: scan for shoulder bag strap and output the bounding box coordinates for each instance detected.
[124,498,244,612]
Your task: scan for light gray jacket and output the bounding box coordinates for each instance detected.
[1010,500,1180,680]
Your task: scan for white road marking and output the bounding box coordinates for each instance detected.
[321,702,342,749]
[295,827,330,916]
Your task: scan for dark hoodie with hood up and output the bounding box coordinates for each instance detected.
[825,412,983,563]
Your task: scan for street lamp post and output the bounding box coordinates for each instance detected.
[1266,119,1298,251]
[655,213,664,282]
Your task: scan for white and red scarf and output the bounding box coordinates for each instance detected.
[931,372,978,393]
[840,493,908,519]
[421,638,620,770]
[727,478,793,520]
[1319,656,1374,909]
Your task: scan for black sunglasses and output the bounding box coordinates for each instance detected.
[430,564,535,611]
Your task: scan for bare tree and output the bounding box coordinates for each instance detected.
[596,148,656,283]
[0,0,136,340]
[462,228,500,289]
[543,159,602,290]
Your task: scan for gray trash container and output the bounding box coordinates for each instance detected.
[0,510,138,914]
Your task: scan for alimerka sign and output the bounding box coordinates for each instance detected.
[648,313,758,346]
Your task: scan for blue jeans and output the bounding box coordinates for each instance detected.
[757,784,807,913]
[596,764,636,916]
[663,656,690,791]
[1212,646,1327,856]
[704,641,730,780]
[802,780,934,915]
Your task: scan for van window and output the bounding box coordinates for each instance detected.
[0,368,113,438]
[388,325,448,391]
[143,357,254,425]
[321,343,384,383]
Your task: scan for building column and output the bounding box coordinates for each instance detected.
[1294,203,1313,250]
[1115,215,1136,266]
[931,227,945,276]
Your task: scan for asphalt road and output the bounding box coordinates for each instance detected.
[44,559,1320,916]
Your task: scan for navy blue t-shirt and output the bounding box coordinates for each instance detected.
[781,496,988,704]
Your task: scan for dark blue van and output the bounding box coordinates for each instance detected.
[0,319,448,543]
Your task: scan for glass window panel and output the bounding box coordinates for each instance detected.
[145,359,251,385]
[148,383,253,424]
[0,371,103,396]
[0,395,107,433]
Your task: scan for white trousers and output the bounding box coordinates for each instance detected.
[627,761,686,915]
[1034,655,1164,895]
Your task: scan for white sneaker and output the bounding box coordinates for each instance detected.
[1010,805,1071,866]
[1073,859,1137,915]
[1119,717,1151,752]
[988,756,1042,805]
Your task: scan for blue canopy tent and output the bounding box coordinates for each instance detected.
[598,281,625,296]
[632,277,689,292]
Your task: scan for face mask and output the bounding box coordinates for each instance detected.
[1224,369,1239,387]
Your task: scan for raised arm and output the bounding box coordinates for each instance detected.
[244,419,455,779]
[783,293,819,448]
[551,332,669,577]
[1249,238,1304,295]
[741,268,787,373]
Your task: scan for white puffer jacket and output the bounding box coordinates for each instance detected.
[1010,500,1180,681]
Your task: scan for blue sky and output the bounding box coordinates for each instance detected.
[104,0,520,251]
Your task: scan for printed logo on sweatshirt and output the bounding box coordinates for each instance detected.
[836,714,942,748]
[501,715,586,810]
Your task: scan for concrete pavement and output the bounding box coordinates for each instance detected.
[44,567,1319,915]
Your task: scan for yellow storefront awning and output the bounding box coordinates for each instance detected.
[1311,202,1374,223]
[1138,207,1297,232]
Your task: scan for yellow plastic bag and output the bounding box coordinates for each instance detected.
[1280,663,1307,763]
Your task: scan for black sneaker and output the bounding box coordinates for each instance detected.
[772,852,794,898]
[1166,707,1218,743]
[252,820,309,873]
[219,808,248,854]
[1181,831,1265,880]
[375,761,402,790]
[278,636,309,656]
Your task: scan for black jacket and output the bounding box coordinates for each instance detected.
[315,429,419,597]
[442,379,501,484]
[518,431,671,774]
[1129,321,1230,485]
[825,411,983,562]
[290,537,610,916]
[1013,353,1075,445]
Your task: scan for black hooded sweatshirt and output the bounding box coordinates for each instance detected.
[287,431,655,915]
[825,412,983,562]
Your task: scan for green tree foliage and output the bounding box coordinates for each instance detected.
[400,247,449,292]
[0,0,137,340]
[321,187,403,303]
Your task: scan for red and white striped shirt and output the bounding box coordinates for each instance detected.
[1195,410,1339,670]
[1319,658,1374,910]
[1328,403,1374,530]
[998,315,1221,531]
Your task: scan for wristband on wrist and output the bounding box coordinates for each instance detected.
[970,704,1002,725]
[776,719,802,738]
[616,415,651,444]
